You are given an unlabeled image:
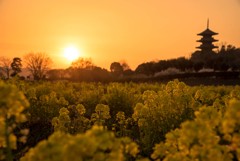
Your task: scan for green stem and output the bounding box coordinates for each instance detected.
[5,117,13,161]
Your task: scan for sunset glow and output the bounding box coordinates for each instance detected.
[63,46,80,62]
[0,1,239,69]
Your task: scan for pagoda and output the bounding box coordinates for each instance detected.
[196,20,218,53]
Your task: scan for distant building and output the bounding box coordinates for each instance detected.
[196,20,218,53]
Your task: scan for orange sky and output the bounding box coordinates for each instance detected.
[0,0,240,70]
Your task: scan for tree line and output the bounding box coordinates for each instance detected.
[0,53,51,80]
[136,44,240,76]
[1,44,240,81]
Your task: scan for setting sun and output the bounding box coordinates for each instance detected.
[63,46,80,62]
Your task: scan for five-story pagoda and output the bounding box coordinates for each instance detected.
[196,20,218,53]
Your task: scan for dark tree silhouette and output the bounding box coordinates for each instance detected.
[91,66,111,82]
[153,60,168,72]
[135,57,193,76]
[71,57,94,69]
[123,69,134,76]
[11,57,22,77]
[0,71,3,78]
[193,62,204,72]
[135,62,155,76]
[110,62,123,76]
[0,56,11,79]
[67,57,94,81]
[24,53,52,80]
[173,57,192,71]
[120,61,130,71]
[66,58,111,81]
[47,69,65,80]
[189,44,240,72]
[190,50,216,70]
[214,44,240,71]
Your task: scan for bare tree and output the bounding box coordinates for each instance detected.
[24,53,52,80]
[71,57,94,69]
[0,56,12,79]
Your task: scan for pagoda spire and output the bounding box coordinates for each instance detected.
[207,18,209,29]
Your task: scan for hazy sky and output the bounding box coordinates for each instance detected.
[0,0,240,69]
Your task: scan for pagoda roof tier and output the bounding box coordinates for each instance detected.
[196,44,218,49]
[197,37,218,42]
[197,28,218,36]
